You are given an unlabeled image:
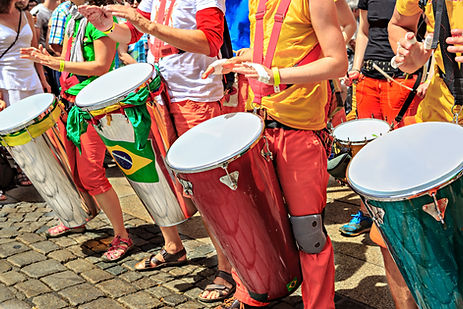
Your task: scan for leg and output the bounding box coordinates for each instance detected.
[381,246,418,309]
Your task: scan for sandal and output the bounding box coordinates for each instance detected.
[199,270,236,303]
[101,235,133,262]
[16,172,32,186]
[46,223,86,238]
[0,190,6,201]
[134,247,187,271]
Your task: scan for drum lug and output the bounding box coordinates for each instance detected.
[260,135,273,161]
[178,178,193,196]
[219,165,239,190]
[423,192,447,225]
[364,200,385,225]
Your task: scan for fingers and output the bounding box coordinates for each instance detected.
[446,28,463,62]
[202,66,215,79]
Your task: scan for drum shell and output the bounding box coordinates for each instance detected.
[363,173,463,309]
[94,112,191,227]
[4,121,98,227]
[175,138,302,302]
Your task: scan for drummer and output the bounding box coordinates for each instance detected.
[20,0,133,262]
[388,0,463,125]
[204,0,348,307]
[78,0,236,303]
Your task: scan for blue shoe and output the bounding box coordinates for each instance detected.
[339,211,373,236]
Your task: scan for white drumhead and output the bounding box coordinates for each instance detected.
[75,63,154,111]
[347,122,463,200]
[333,118,391,144]
[0,93,55,135]
[166,112,264,173]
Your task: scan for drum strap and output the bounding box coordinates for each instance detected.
[431,0,463,106]
[148,0,182,63]
[394,68,423,124]
[249,0,321,106]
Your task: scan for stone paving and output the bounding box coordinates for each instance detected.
[0,167,390,309]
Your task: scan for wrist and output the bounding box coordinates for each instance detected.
[102,21,115,34]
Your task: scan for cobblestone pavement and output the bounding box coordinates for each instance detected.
[0,181,378,309]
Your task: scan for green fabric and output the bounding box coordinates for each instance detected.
[66,76,162,152]
[64,17,117,96]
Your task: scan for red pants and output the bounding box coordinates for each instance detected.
[356,75,421,127]
[58,118,112,196]
[235,128,335,309]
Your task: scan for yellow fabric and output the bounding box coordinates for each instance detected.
[88,102,130,117]
[247,0,328,130]
[396,0,463,123]
[0,103,62,147]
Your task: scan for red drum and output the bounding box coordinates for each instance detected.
[166,112,302,302]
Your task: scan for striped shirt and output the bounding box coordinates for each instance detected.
[48,1,71,45]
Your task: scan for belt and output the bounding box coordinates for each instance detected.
[363,59,404,77]
[254,109,297,130]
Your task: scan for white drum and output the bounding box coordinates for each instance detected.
[332,118,391,156]
[0,93,98,227]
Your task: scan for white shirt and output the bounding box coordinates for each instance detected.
[0,13,42,91]
[138,0,225,102]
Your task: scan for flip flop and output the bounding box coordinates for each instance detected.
[198,270,236,303]
[134,247,187,271]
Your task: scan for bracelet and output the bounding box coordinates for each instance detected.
[272,67,281,93]
[59,60,65,72]
[102,22,115,34]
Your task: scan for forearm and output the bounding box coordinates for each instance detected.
[106,23,133,45]
[342,24,356,44]
[279,56,347,85]
[352,32,368,70]
[145,22,210,55]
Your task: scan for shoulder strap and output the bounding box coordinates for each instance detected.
[149,0,177,62]
[432,0,463,105]
[0,10,22,59]
[253,0,292,67]
[394,68,423,124]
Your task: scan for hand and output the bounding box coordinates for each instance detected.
[105,4,143,29]
[416,80,430,98]
[20,46,60,71]
[41,79,52,93]
[0,99,6,111]
[232,62,273,85]
[344,70,360,86]
[395,32,432,73]
[446,29,463,63]
[78,5,114,32]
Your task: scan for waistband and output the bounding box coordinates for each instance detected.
[362,59,405,78]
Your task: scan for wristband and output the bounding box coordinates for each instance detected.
[59,60,65,72]
[102,22,115,34]
[272,67,281,93]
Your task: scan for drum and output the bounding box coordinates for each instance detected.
[0,93,99,227]
[347,122,463,309]
[332,118,391,156]
[166,112,302,302]
[75,63,192,227]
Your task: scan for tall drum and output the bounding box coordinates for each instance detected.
[75,63,192,227]
[347,122,463,309]
[166,112,302,302]
[0,93,99,227]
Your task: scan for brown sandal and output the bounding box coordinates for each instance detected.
[134,247,187,271]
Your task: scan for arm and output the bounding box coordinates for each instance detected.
[336,0,357,43]
[118,43,137,65]
[26,11,51,92]
[350,9,368,74]
[21,36,117,77]
[388,8,431,73]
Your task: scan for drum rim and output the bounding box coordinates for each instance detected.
[0,93,56,135]
[166,112,265,173]
[348,169,463,201]
[333,118,391,145]
[75,63,154,111]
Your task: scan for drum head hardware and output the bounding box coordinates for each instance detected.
[178,177,193,196]
[423,193,447,225]
[364,200,385,225]
[219,170,239,191]
[260,135,273,161]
